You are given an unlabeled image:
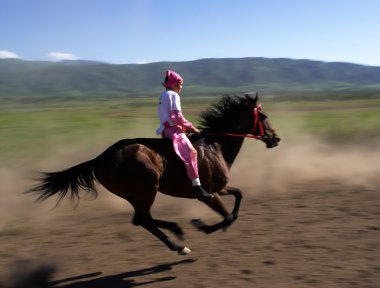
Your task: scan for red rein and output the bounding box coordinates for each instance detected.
[201,104,264,140]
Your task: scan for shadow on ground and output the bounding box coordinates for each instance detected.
[50,259,196,288]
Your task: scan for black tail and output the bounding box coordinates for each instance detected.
[27,159,98,206]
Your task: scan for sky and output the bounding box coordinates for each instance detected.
[1,0,380,66]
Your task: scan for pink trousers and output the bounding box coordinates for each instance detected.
[163,126,199,180]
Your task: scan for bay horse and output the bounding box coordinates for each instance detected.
[28,93,280,255]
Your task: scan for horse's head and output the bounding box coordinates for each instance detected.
[244,92,281,148]
[199,93,280,148]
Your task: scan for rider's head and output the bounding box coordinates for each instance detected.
[162,70,183,93]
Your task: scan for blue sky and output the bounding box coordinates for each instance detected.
[1,0,380,66]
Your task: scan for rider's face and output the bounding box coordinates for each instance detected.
[172,83,182,94]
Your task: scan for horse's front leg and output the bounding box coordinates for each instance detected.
[191,186,242,234]
[219,186,243,224]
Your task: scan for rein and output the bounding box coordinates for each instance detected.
[200,104,264,140]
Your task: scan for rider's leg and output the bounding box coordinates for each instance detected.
[163,127,213,201]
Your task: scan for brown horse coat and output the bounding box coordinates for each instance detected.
[28,94,280,254]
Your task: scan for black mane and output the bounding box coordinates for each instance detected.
[199,95,255,133]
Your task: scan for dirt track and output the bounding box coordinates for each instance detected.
[0,139,379,287]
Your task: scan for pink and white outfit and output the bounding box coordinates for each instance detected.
[156,89,200,182]
[156,70,214,201]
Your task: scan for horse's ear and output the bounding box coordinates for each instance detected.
[244,92,259,105]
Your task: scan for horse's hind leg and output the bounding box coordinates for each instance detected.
[129,187,188,254]
[98,146,189,254]
[152,219,184,240]
[133,211,190,255]
[128,189,189,254]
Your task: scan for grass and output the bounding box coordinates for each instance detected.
[263,98,380,143]
[1,97,380,165]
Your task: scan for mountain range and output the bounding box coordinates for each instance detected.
[1,57,380,99]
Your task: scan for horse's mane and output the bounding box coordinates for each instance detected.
[199,95,252,133]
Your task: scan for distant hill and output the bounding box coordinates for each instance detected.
[1,57,380,99]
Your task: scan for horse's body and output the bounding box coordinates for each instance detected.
[95,137,229,199]
[29,94,280,255]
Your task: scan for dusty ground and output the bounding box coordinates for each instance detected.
[0,138,379,287]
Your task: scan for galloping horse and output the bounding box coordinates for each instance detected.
[28,93,280,255]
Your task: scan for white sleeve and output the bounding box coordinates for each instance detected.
[169,92,182,111]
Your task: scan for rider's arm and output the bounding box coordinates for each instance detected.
[168,92,194,131]
[169,110,193,130]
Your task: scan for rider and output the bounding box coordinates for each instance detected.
[156,70,213,201]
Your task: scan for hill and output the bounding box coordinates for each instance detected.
[1,57,380,99]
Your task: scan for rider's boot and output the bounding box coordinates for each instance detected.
[192,185,214,201]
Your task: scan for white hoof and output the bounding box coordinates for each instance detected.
[178,246,191,255]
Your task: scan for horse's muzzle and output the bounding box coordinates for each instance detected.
[262,134,281,148]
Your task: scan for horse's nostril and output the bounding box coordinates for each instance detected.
[265,136,280,148]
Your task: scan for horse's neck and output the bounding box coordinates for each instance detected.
[213,137,245,168]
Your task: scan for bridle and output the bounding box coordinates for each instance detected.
[200,104,266,140]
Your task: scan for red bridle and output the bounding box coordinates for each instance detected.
[201,104,265,140]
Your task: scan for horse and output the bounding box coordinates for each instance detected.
[28,93,280,255]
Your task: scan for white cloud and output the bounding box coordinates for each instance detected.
[136,60,153,64]
[0,50,20,59]
[48,52,78,61]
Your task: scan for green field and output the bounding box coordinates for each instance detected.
[1,97,380,166]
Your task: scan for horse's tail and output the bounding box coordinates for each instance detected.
[27,159,98,206]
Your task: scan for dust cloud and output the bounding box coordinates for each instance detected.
[1,259,56,288]
[1,136,379,227]
[230,135,380,194]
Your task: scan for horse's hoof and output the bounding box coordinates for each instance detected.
[178,246,191,255]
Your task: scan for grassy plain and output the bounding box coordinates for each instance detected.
[1,96,380,166]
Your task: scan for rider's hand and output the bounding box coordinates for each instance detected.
[188,126,200,134]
